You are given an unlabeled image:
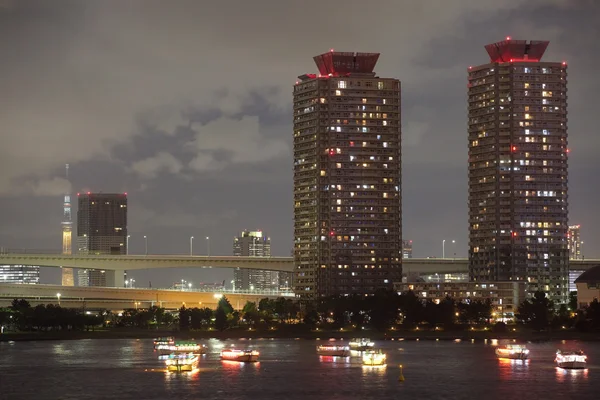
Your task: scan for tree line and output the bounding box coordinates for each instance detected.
[3,290,600,333]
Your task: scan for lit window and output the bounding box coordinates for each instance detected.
[378,82,384,89]
[383,142,388,148]
[320,170,326,176]
[362,98,367,104]
[335,90,341,96]
[336,163,342,168]
[383,193,388,198]
[320,98,326,103]
[338,81,347,89]
[542,91,552,97]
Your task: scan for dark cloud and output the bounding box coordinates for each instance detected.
[1,0,598,287]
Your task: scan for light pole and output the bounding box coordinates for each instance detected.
[144,235,148,255]
[190,236,194,256]
[181,279,185,292]
[442,239,446,259]
[188,282,192,291]
[126,235,131,255]
[125,279,129,288]
[231,279,235,292]
[206,236,210,256]
[452,240,457,258]
[131,279,135,288]
[56,293,61,306]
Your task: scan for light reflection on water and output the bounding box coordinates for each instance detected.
[0,338,598,399]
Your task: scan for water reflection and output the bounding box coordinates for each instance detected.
[319,355,350,364]
[555,367,588,383]
[497,358,530,381]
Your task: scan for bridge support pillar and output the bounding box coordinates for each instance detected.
[105,269,125,288]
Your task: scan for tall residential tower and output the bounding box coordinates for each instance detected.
[293,51,402,299]
[567,224,582,260]
[468,39,569,304]
[77,192,128,286]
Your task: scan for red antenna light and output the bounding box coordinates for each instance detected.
[512,232,517,237]
[562,61,567,65]
[566,148,570,153]
[330,231,335,236]
[512,146,517,151]
[330,48,334,52]
[510,59,514,63]
[506,36,511,41]
[77,192,80,196]
[87,191,91,195]
[124,192,128,196]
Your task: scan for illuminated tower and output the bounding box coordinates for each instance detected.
[293,51,402,299]
[468,38,569,304]
[567,225,581,260]
[61,164,74,286]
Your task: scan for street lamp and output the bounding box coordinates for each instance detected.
[125,279,129,288]
[181,279,185,292]
[442,239,456,259]
[126,235,131,255]
[56,293,61,306]
[131,279,135,288]
[144,235,148,255]
[206,236,210,256]
[190,236,194,256]
[231,279,235,292]
[188,282,192,291]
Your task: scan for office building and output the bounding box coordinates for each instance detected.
[0,265,39,284]
[61,164,74,286]
[468,39,569,304]
[394,281,526,320]
[402,240,413,259]
[77,192,128,286]
[293,51,402,299]
[567,224,582,260]
[233,230,288,291]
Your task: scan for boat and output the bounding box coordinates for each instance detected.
[220,349,260,362]
[317,344,350,357]
[495,344,529,360]
[156,340,207,355]
[164,352,199,372]
[555,350,587,369]
[362,349,386,366]
[153,336,174,349]
[349,338,375,351]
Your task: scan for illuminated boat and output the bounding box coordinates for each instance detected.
[165,352,199,372]
[555,350,587,369]
[153,336,174,349]
[317,344,350,357]
[220,349,260,362]
[362,349,386,366]
[349,338,375,351]
[495,344,529,360]
[157,340,207,355]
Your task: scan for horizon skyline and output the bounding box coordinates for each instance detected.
[1,1,598,288]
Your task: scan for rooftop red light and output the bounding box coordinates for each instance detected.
[313,51,380,76]
[485,39,550,63]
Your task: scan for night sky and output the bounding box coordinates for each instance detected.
[0,0,598,288]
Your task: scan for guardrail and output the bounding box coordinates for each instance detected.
[121,286,295,297]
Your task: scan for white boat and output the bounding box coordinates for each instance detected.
[165,352,199,372]
[153,336,174,350]
[349,338,375,351]
[495,344,529,360]
[221,349,260,362]
[362,349,386,366]
[156,340,207,355]
[555,350,587,369]
[317,344,350,357]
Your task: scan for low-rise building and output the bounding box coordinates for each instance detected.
[394,281,527,318]
[574,265,600,308]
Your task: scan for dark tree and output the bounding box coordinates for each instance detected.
[178,306,191,331]
[214,306,228,331]
[516,291,555,331]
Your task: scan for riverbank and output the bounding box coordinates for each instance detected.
[2,327,600,342]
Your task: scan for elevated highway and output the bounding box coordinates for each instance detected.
[0,283,288,311]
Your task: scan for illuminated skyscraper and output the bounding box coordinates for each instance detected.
[0,265,39,284]
[567,225,582,260]
[232,230,290,291]
[61,164,74,286]
[77,192,128,286]
[293,51,402,299]
[468,38,569,304]
[402,240,413,259]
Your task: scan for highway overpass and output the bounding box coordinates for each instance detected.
[1,254,597,287]
[0,283,288,311]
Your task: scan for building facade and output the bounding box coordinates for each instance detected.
[402,240,413,259]
[233,230,289,291]
[0,265,39,284]
[76,192,128,287]
[293,51,402,299]
[468,39,569,304]
[395,281,526,320]
[567,224,582,260]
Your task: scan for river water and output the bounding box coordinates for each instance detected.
[0,338,597,399]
